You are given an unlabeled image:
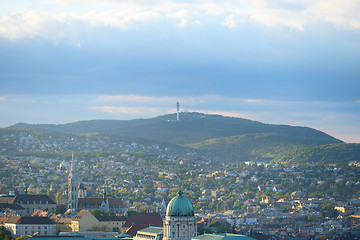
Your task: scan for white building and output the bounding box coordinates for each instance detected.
[5,216,56,237]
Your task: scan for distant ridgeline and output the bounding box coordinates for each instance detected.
[4,112,360,163]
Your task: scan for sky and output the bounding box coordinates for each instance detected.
[0,0,360,143]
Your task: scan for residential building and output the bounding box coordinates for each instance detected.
[96,215,127,232]
[5,216,56,237]
[70,210,99,232]
[0,194,56,216]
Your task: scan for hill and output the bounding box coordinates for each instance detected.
[8,112,360,163]
[11,112,341,145]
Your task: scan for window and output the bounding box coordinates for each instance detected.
[44,226,47,229]
[38,226,41,229]
[32,226,34,229]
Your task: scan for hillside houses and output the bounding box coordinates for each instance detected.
[0,131,360,239]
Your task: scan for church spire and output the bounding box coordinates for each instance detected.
[68,152,79,211]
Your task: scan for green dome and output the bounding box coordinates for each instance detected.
[166,190,194,217]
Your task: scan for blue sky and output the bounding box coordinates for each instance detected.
[0,0,360,143]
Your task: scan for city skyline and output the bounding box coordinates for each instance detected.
[0,0,359,143]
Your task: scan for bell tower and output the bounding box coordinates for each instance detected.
[68,152,79,211]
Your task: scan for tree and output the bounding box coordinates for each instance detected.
[321,203,339,219]
[305,215,314,223]
[91,209,103,217]
[282,205,292,213]
[91,210,114,216]
[54,204,67,215]
[0,226,12,240]
[16,235,29,240]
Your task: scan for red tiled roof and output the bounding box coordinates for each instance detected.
[0,196,16,204]
[123,212,163,236]
[0,217,9,224]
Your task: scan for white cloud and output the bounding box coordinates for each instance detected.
[167,9,189,28]
[222,14,241,29]
[83,10,160,29]
[0,11,82,42]
[1,0,360,40]
[307,0,360,29]
[194,1,227,15]
[248,8,305,31]
[0,96,5,101]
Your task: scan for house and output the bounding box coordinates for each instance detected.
[257,184,286,193]
[51,216,72,234]
[71,210,99,232]
[0,202,26,216]
[0,193,56,215]
[96,215,127,232]
[5,216,56,237]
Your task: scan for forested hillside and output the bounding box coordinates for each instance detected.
[7,112,360,163]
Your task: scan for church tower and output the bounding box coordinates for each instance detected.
[163,190,197,240]
[157,199,167,219]
[68,152,79,211]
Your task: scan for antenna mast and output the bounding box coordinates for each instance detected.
[176,101,180,121]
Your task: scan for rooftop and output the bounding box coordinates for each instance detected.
[193,234,256,240]
[136,226,163,236]
[6,216,55,224]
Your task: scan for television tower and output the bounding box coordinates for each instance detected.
[177,101,180,121]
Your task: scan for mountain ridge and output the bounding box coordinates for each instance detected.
[9,112,342,145]
[7,112,358,163]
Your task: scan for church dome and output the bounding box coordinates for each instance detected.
[166,190,194,217]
